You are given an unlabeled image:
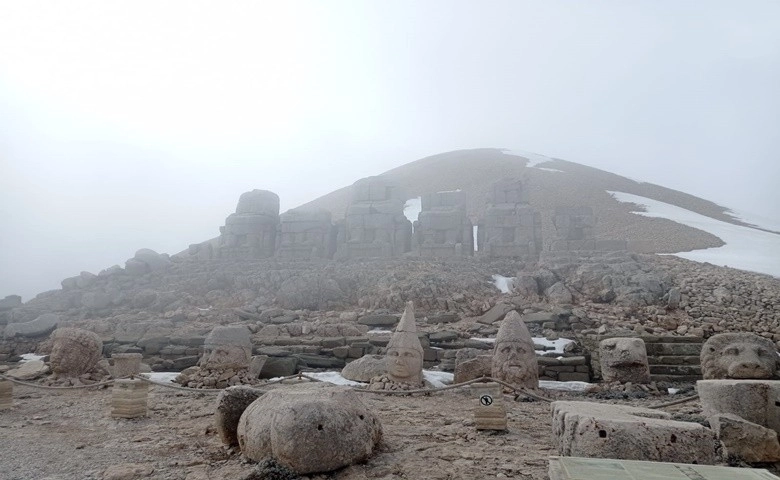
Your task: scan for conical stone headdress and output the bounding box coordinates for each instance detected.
[387,301,423,354]
[494,311,534,348]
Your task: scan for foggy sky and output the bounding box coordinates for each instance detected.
[2,1,779,301]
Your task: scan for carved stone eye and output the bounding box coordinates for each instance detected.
[724,347,739,356]
[501,346,512,354]
[604,343,616,350]
[756,348,770,357]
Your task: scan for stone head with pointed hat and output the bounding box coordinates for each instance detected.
[385,301,424,384]
[491,311,539,389]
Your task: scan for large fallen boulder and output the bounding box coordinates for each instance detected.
[237,383,382,474]
[3,313,59,338]
[341,354,386,382]
[709,413,780,463]
[551,401,717,464]
[215,385,265,447]
[50,328,103,377]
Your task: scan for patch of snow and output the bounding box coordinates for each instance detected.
[503,149,554,168]
[492,274,514,294]
[539,380,593,392]
[535,167,565,173]
[668,388,679,395]
[304,371,364,386]
[609,191,780,278]
[141,372,178,383]
[534,337,575,354]
[470,337,575,355]
[726,208,780,233]
[473,225,478,252]
[367,329,392,335]
[197,307,211,311]
[403,197,421,224]
[424,370,454,387]
[19,353,45,363]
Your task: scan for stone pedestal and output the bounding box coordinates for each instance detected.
[0,380,12,410]
[111,353,143,378]
[472,382,507,430]
[111,379,148,419]
[697,380,780,433]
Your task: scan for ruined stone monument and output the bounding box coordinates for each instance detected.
[218,189,280,259]
[337,176,412,259]
[491,311,539,389]
[201,325,253,371]
[276,208,335,260]
[697,334,780,463]
[700,332,778,380]
[49,328,103,377]
[414,190,473,258]
[550,206,627,251]
[478,178,542,257]
[370,301,424,389]
[599,337,651,384]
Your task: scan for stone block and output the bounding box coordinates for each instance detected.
[548,456,780,480]
[477,302,513,325]
[0,380,11,410]
[454,355,492,383]
[558,372,590,382]
[698,380,780,433]
[111,353,142,378]
[111,379,147,419]
[259,356,299,378]
[709,413,780,463]
[551,401,717,464]
[472,382,507,431]
[3,313,59,338]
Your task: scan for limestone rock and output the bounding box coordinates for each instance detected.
[4,313,59,338]
[700,332,778,379]
[545,281,573,304]
[454,355,492,383]
[50,328,103,377]
[0,295,22,311]
[215,385,265,447]
[551,401,717,464]
[237,384,382,474]
[599,337,651,384]
[341,355,386,383]
[491,311,538,389]
[6,360,49,380]
[102,463,155,480]
[709,413,780,463]
[698,379,780,433]
[276,275,345,310]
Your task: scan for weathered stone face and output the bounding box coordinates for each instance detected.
[599,337,651,384]
[49,328,102,377]
[491,311,538,389]
[201,325,253,370]
[385,301,424,385]
[701,333,778,379]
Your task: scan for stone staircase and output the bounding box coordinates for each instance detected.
[643,335,703,383]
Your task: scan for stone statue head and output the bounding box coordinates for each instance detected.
[701,332,779,380]
[491,311,538,389]
[49,327,103,377]
[385,301,424,384]
[201,326,253,371]
[599,337,651,384]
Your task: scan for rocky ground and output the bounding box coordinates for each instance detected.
[0,378,741,480]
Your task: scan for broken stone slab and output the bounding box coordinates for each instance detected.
[477,302,513,325]
[454,355,491,383]
[357,314,399,327]
[548,456,780,480]
[551,401,717,464]
[6,360,49,380]
[698,379,780,433]
[709,413,780,463]
[3,313,59,338]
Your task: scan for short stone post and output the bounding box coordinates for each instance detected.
[111,353,143,378]
[111,378,148,419]
[0,380,12,410]
[472,382,507,431]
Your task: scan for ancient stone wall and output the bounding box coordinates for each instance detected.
[478,179,542,257]
[218,190,280,259]
[414,191,473,258]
